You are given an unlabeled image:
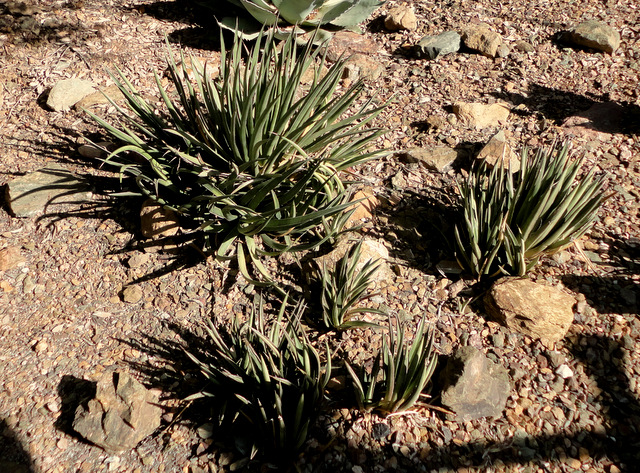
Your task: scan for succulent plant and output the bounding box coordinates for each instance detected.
[455,142,606,278]
[199,0,385,42]
[88,27,385,286]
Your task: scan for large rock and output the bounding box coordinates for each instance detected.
[462,23,506,58]
[484,278,576,345]
[342,54,385,81]
[476,130,520,171]
[73,372,162,453]
[453,102,510,129]
[384,6,417,31]
[140,199,180,239]
[565,20,620,54]
[347,187,378,227]
[562,102,626,140]
[324,31,379,63]
[416,31,461,60]
[398,146,459,173]
[46,78,96,111]
[440,346,511,421]
[5,164,92,217]
[75,85,125,110]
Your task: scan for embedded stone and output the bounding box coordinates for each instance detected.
[565,20,620,54]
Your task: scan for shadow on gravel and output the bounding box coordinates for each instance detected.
[0,419,35,473]
[54,376,98,438]
[307,334,640,472]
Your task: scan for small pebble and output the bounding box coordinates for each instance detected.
[555,364,574,379]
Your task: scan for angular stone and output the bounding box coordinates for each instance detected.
[46,78,96,111]
[324,31,379,63]
[347,187,378,227]
[452,102,510,129]
[462,23,504,58]
[384,6,417,31]
[398,146,459,173]
[476,130,520,171]
[0,247,25,271]
[416,31,461,59]
[565,20,620,54]
[140,199,180,239]
[342,54,385,81]
[6,164,92,217]
[440,346,511,421]
[73,372,161,453]
[75,85,125,110]
[484,278,576,345]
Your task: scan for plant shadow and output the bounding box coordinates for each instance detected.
[0,419,36,473]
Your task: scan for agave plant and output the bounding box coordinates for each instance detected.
[312,241,383,331]
[455,142,606,278]
[186,294,331,461]
[88,28,385,285]
[345,315,437,414]
[199,0,385,42]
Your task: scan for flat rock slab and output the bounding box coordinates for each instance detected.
[453,102,510,129]
[562,102,627,140]
[476,130,520,171]
[6,164,92,217]
[484,277,576,345]
[73,372,162,453]
[440,346,511,421]
[324,31,380,63]
[398,146,459,173]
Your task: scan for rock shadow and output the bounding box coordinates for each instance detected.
[0,419,36,473]
[53,375,97,438]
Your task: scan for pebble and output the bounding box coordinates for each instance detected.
[122,285,143,304]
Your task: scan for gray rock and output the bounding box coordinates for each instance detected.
[46,78,96,111]
[384,5,417,31]
[73,372,162,453]
[416,31,461,60]
[440,346,511,421]
[398,146,459,173]
[462,23,504,58]
[484,278,576,346]
[5,164,92,217]
[565,20,620,54]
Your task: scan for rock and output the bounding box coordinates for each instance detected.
[565,20,620,54]
[347,187,378,227]
[324,31,379,63]
[384,6,417,31]
[121,285,143,304]
[562,102,626,140]
[6,1,41,15]
[415,31,461,60]
[78,141,116,160]
[343,54,385,81]
[461,23,504,58]
[46,78,96,111]
[476,130,520,171]
[75,85,125,110]
[72,372,162,453]
[452,102,510,129]
[313,238,392,287]
[484,278,576,345]
[514,40,535,53]
[5,164,92,217]
[398,146,459,173]
[140,199,180,239]
[440,346,511,421]
[555,364,574,379]
[0,247,25,271]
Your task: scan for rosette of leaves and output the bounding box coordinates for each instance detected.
[455,142,606,278]
[186,295,331,461]
[198,0,385,42]
[345,315,437,414]
[88,28,385,285]
[312,241,383,331]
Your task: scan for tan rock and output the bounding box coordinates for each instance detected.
[122,285,143,304]
[453,102,510,129]
[324,31,379,63]
[399,146,459,173]
[75,85,126,109]
[347,187,378,226]
[140,199,180,239]
[484,278,576,345]
[384,6,417,31]
[342,54,385,81]
[566,20,620,54]
[0,247,25,271]
[476,130,520,171]
[462,23,504,58]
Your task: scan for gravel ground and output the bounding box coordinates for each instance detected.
[0,0,639,472]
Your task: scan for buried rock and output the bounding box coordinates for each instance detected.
[440,346,511,421]
[72,371,161,453]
